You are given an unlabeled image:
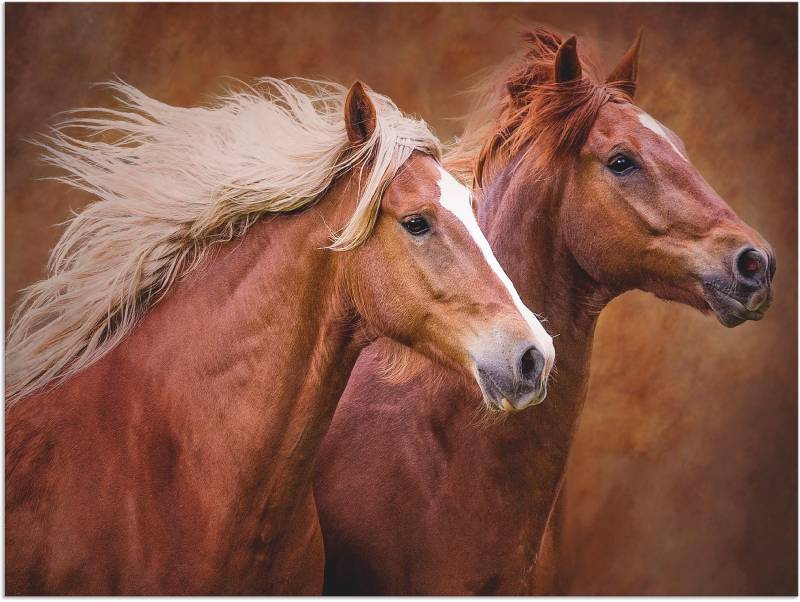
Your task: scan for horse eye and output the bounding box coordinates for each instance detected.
[402,215,430,236]
[607,154,636,175]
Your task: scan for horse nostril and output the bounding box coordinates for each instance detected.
[519,346,544,385]
[736,248,764,281]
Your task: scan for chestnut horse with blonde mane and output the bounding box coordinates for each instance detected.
[315,29,776,594]
[5,79,555,594]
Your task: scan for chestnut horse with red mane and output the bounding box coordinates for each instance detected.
[315,28,776,594]
[5,79,555,594]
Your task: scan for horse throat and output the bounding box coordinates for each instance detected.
[476,160,614,582]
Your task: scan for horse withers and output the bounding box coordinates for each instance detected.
[5,79,554,594]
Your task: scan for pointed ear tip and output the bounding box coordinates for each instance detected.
[348,80,369,95]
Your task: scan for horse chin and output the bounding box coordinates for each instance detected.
[482,398,526,414]
[480,397,506,414]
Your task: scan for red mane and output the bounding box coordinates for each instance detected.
[446,26,633,193]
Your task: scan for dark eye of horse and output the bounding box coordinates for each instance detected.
[402,215,430,236]
[607,154,636,175]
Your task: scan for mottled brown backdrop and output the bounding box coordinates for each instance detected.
[5,2,797,595]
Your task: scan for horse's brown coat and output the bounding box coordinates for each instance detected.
[6,5,795,594]
[315,29,776,595]
[5,79,548,593]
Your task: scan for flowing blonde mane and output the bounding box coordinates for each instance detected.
[7,78,441,404]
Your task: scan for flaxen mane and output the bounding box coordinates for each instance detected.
[445,27,633,193]
[7,78,441,404]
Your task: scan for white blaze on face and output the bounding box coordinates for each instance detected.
[435,165,555,377]
[638,112,688,161]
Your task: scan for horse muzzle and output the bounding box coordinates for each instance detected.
[474,342,552,412]
[702,246,776,328]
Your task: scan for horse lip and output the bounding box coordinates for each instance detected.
[476,368,506,412]
[702,281,765,326]
[477,368,540,412]
[501,398,519,413]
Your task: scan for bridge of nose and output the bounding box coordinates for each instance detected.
[435,164,552,359]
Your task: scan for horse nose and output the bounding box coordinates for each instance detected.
[735,247,770,285]
[518,345,545,388]
[473,337,552,413]
[502,341,551,411]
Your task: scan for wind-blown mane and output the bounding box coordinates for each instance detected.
[445,27,632,194]
[7,78,441,404]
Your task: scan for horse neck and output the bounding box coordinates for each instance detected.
[106,180,362,527]
[472,155,614,536]
[480,157,610,383]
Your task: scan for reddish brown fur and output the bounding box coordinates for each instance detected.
[315,28,776,594]
[449,28,628,191]
[6,84,541,593]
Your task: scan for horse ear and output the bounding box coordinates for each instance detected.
[344,81,377,144]
[606,29,643,99]
[554,36,582,83]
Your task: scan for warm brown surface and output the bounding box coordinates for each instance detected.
[5,3,797,595]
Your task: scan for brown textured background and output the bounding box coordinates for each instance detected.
[5,3,797,595]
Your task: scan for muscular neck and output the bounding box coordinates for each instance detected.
[60,184,365,591]
[166,197,361,587]
[479,160,611,389]
[473,159,615,575]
